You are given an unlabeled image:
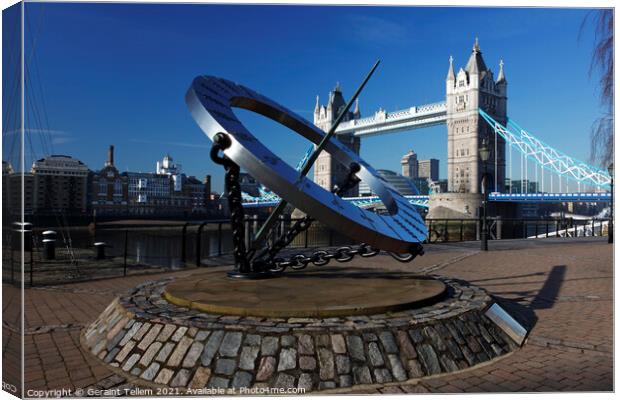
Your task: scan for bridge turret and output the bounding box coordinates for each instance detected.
[446,55,456,82]
[446,38,506,194]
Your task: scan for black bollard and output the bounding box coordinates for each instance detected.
[94,242,107,260]
[42,230,57,260]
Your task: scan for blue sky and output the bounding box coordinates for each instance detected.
[3,3,607,192]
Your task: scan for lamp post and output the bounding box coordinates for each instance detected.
[479,139,491,251]
[608,162,613,244]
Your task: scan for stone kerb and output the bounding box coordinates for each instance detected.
[81,277,519,392]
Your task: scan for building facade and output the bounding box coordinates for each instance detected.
[90,146,130,216]
[313,84,361,197]
[31,155,89,214]
[446,39,507,194]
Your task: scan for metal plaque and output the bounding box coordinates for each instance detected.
[484,303,528,346]
[185,76,428,253]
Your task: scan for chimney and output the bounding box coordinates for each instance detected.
[106,145,114,167]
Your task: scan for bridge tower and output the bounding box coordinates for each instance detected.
[313,83,361,196]
[446,39,507,194]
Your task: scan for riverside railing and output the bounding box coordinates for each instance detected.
[2,217,610,286]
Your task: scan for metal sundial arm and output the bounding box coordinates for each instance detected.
[251,60,381,248]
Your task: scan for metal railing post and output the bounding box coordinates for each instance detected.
[459,220,464,242]
[444,220,449,242]
[196,222,207,267]
[535,221,539,238]
[546,221,549,238]
[217,222,223,256]
[304,227,309,248]
[123,229,128,276]
[181,223,188,263]
[30,235,34,287]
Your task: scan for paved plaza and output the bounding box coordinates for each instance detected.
[3,236,613,394]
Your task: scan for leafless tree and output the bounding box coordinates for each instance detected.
[584,10,614,167]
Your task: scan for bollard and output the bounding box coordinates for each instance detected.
[94,242,107,260]
[42,230,57,260]
[12,222,33,252]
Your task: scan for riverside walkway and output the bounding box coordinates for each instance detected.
[3,237,612,395]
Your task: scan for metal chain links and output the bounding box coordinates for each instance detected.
[211,133,422,276]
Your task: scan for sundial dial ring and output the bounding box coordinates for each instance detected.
[186,75,428,252]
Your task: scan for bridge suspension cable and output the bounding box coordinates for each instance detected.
[479,109,611,190]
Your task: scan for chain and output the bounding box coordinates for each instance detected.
[210,133,252,273]
[269,243,381,272]
[210,133,423,276]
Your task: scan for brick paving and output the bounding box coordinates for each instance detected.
[3,237,613,394]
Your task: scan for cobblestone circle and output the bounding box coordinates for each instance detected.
[82,276,519,392]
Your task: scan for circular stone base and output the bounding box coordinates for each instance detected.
[82,272,520,392]
[164,268,446,318]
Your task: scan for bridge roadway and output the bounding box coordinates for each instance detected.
[241,192,611,209]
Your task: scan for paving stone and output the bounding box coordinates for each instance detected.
[423,326,447,351]
[406,359,424,378]
[106,317,129,341]
[104,348,120,363]
[130,367,142,376]
[387,354,408,381]
[201,330,225,366]
[167,336,193,367]
[256,356,276,381]
[363,332,378,341]
[335,355,351,374]
[215,358,237,376]
[460,344,476,366]
[408,329,424,344]
[299,356,316,371]
[138,324,163,350]
[445,338,464,360]
[182,342,205,368]
[169,369,191,387]
[439,354,459,372]
[231,371,252,389]
[298,334,314,355]
[119,322,142,347]
[156,324,177,342]
[281,335,296,347]
[316,334,330,348]
[187,327,198,337]
[239,346,259,370]
[373,368,393,384]
[140,362,161,381]
[134,322,152,342]
[195,330,210,342]
[346,335,365,362]
[368,342,385,366]
[318,348,335,380]
[331,334,346,354]
[189,367,211,389]
[208,377,229,389]
[319,381,336,390]
[338,374,352,388]
[115,341,136,363]
[415,343,441,375]
[466,336,482,353]
[107,329,126,351]
[171,326,188,342]
[155,342,175,363]
[277,348,297,371]
[379,331,399,353]
[396,330,417,359]
[244,334,261,346]
[274,373,295,389]
[260,336,279,356]
[352,366,372,385]
[139,342,163,367]
[122,354,141,372]
[219,332,243,357]
[297,373,313,391]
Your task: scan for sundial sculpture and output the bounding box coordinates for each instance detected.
[185,63,428,278]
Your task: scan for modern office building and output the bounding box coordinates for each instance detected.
[418,158,440,181]
[401,150,418,178]
[358,169,420,196]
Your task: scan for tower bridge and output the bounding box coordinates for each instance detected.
[241,39,611,216]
